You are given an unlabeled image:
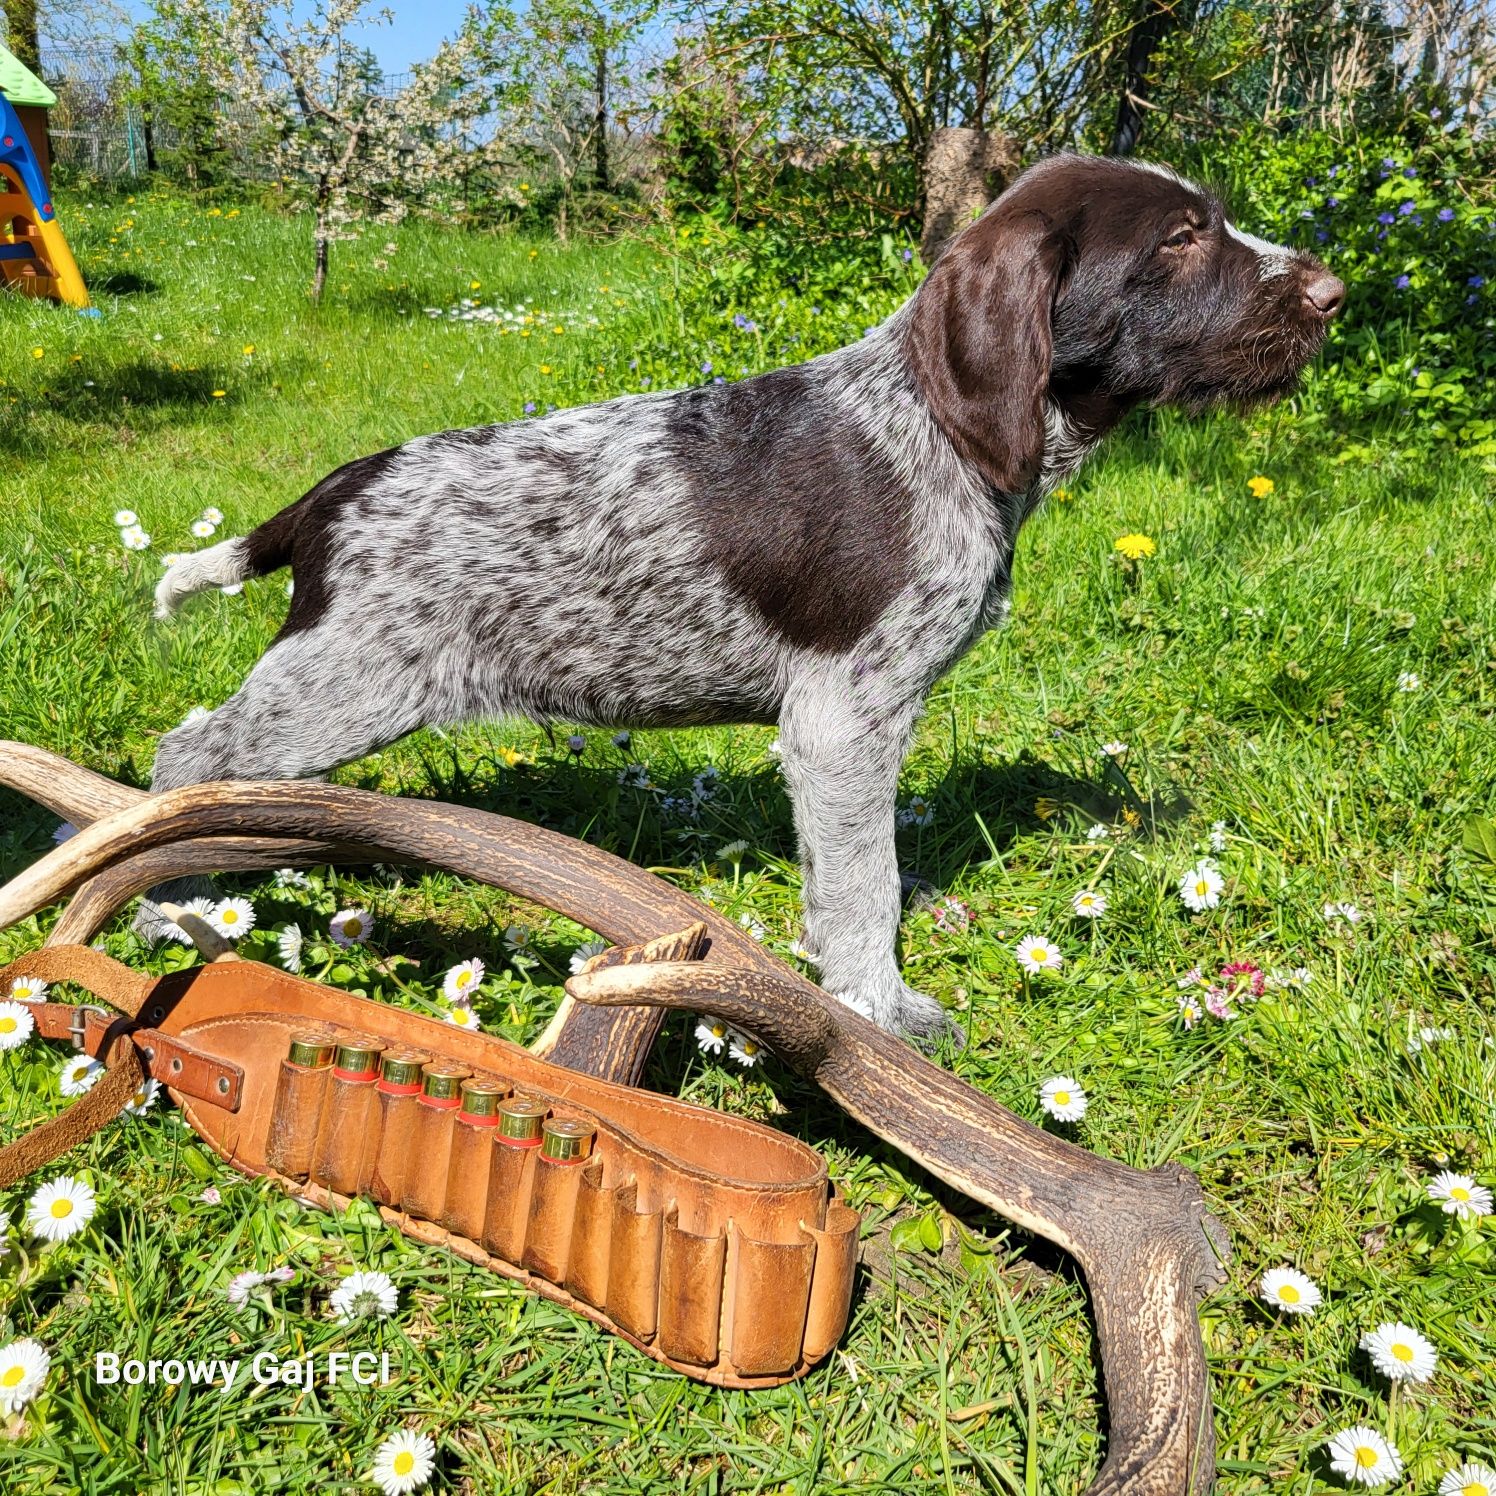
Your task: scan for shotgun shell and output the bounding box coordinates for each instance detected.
[420,1063,469,1109]
[287,1033,336,1069]
[457,1079,507,1126]
[496,1096,549,1147]
[541,1117,595,1164]
[332,1042,382,1081]
[378,1050,426,1094]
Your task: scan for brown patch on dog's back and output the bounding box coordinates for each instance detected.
[669,367,911,652]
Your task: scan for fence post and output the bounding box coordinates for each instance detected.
[126,105,138,176]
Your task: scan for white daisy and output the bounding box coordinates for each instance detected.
[1323,901,1364,925]
[168,895,219,945]
[1039,1076,1087,1122]
[1440,1462,1496,1496]
[180,704,210,725]
[611,730,631,749]
[738,912,767,941]
[161,552,185,567]
[191,519,217,539]
[1085,823,1109,841]
[0,1210,8,1257]
[695,1015,729,1055]
[1071,889,1107,919]
[0,1338,50,1414]
[617,762,651,789]
[442,958,485,1001]
[329,1269,398,1322]
[717,839,750,863]
[503,923,534,954]
[566,733,586,756]
[25,1175,97,1243]
[692,766,720,800]
[1014,934,1063,975]
[125,1077,161,1115]
[113,508,138,526]
[728,1028,762,1067]
[1099,740,1129,758]
[273,867,311,887]
[121,525,151,551]
[220,582,243,596]
[225,1269,266,1307]
[1177,994,1203,1029]
[201,506,224,524]
[1260,1266,1321,1315]
[1397,672,1421,691]
[1327,1426,1403,1487]
[1409,1025,1455,1053]
[276,924,303,974]
[1427,1171,1493,1220]
[1178,863,1224,912]
[0,1000,36,1050]
[372,1430,437,1495]
[896,795,934,827]
[1208,820,1228,853]
[443,1003,479,1029]
[9,974,48,1003]
[58,1054,104,1096]
[52,821,77,846]
[568,939,608,974]
[1360,1321,1438,1383]
[330,908,373,947]
[208,897,256,940]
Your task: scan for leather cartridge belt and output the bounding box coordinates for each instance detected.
[0,948,859,1387]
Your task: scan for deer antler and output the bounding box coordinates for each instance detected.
[0,763,778,1085]
[567,960,1227,1496]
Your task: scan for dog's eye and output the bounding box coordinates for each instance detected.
[1161,227,1197,252]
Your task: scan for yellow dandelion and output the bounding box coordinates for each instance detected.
[469,280,481,290]
[1114,533,1156,560]
[539,364,552,375]
[1247,475,1275,498]
[30,347,43,359]
[242,344,256,356]
[211,389,226,398]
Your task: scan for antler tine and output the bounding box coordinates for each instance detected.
[569,960,1226,1496]
[0,739,146,827]
[0,780,779,974]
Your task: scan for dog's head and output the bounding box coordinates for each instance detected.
[906,154,1344,493]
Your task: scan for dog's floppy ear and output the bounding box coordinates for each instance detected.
[906,203,1069,494]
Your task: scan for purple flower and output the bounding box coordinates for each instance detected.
[628,358,638,370]
[1430,107,1442,119]
[700,360,712,375]
[902,248,913,262]
[1470,275,1487,288]
[712,376,724,384]
[1398,201,1416,216]
[1411,367,1420,377]
[1394,274,1411,288]
[1378,212,1395,225]
[1437,207,1455,222]
[1315,230,1329,243]
[1382,157,1397,168]
[732,313,748,328]
[1325,197,1339,208]
[1404,166,1418,178]
[1410,214,1423,226]
[523,401,536,414]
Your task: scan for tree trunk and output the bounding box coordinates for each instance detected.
[593,39,610,193]
[919,126,1018,265]
[6,0,41,72]
[1110,0,1189,156]
[312,187,331,301]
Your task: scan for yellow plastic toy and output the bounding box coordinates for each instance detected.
[0,44,89,309]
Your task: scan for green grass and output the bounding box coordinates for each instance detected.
[1,187,1494,1494]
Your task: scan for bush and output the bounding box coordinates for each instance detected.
[1191,121,1496,460]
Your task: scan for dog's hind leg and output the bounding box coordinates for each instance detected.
[135,631,435,938]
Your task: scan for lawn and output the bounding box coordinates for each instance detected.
[1,188,1493,1495]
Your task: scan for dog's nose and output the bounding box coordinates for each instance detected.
[1303,270,1345,319]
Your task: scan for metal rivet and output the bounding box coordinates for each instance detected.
[216,1077,230,1095]
[142,1046,155,1062]
[170,1057,182,1073]
[149,1006,164,1022]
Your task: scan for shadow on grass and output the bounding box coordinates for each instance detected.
[91,271,161,297]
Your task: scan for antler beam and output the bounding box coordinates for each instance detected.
[568,960,1227,1496]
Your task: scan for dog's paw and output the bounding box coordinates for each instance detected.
[831,981,964,1050]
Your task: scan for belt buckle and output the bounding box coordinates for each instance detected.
[68,1004,109,1052]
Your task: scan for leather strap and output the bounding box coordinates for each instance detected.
[0,945,154,1187]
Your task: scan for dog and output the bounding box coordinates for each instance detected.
[149,154,1343,1041]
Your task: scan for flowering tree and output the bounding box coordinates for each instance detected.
[146,0,508,298]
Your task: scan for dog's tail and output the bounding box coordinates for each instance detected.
[153,538,254,618]
[153,503,298,620]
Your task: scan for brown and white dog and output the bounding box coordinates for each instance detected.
[151,155,1343,1040]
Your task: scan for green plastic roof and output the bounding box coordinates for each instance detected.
[0,41,56,108]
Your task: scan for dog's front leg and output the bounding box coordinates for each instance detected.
[778,682,954,1043]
